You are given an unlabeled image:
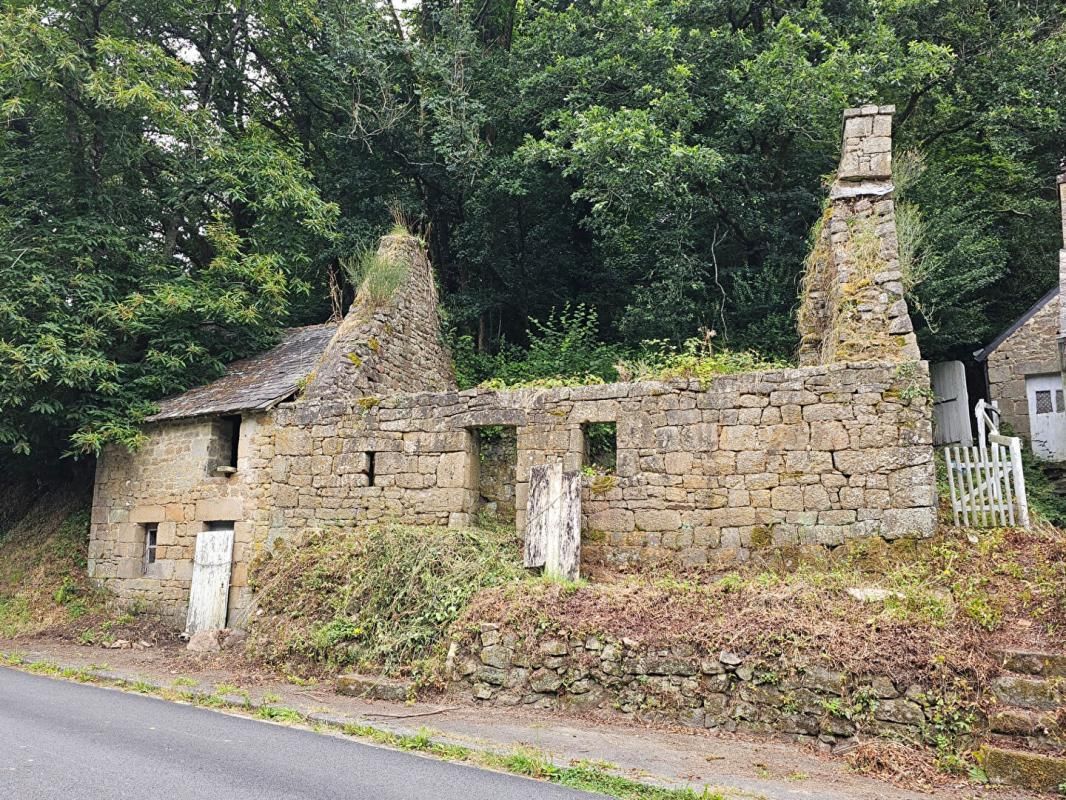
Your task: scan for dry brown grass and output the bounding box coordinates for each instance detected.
[458,525,1066,691]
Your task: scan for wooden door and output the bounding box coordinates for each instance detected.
[1026,373,1066,461]
[931,361,972,446]
[185,527,234,634]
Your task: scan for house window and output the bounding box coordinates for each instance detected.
[1057,390,1064,414]
[215,415,241,474]
[366,452,376,486]
[1036,390,1054,415]
[143,523,158,572]
[582,422,617,472]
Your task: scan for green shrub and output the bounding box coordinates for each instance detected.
[616,336,789,385]
[248,523,523,676]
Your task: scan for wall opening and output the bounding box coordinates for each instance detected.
[142,523,158,573]
[214,415,241,475]
[366,451,376,486]
[204,520,235,532]
[582,422,617,472]
[472,426,517,523]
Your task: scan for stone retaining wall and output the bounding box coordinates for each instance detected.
[451,623,939,751]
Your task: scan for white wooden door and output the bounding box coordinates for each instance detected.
[931,361,972,445]
[185,528,234,634]
[1026,373,1066,461]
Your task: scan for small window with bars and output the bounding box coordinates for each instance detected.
[1057,390,1064,414]
[1035,390,1054,415]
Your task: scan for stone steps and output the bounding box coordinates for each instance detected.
[979,744,1066,793]
[980,650,1066,792]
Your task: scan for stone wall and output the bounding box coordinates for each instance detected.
[88,413,273,624]
[258,360,936,567]
[798,105,921,366]
[987,299,1059,440]
[451,623,935,751]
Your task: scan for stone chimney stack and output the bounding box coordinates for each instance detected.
[1057,172,1066,371]
[797,104,922,366]
[838,105,895,183]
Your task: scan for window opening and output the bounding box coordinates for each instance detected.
[582,422,617,472]
[1036,390,1053,415]
[143,523,158,572]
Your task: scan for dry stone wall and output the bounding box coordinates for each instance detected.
[452,623,936,751]
[259,360,936,567]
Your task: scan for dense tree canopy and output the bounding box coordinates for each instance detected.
[1,0,1064,469]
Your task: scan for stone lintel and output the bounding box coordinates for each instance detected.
[829,181,894,201]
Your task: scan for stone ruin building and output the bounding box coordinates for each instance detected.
[88,105,937,628]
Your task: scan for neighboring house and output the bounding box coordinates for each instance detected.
[89,107,940,632]
[975,173,1066,461]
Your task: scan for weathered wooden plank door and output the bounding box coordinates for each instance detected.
[525,461,581,580]
[185,527,234,634]
[931,361,972,446]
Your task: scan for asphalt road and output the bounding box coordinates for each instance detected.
[0,666,602,799]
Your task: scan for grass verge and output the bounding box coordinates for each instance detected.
[0,652,726,800]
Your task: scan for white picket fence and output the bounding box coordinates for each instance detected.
[943,399,1030,529]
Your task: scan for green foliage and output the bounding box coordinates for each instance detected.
[453,304,624,389]
[3,0,1065,472]
[248,523,523,675]
[0,0,337,466]
[617,336,789,385]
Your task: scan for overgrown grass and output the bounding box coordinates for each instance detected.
[453,303,789,391]
[343,244,409,306]
[615,336,789,385]
[0,488,104,638]
[247,522,524,677]
[463,525,1066,696]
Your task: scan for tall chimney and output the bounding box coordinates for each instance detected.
[797,104,922,365]
[1058,172,1066,374]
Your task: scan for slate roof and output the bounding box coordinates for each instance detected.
[146,323,338,422]
[973,287,1058,362]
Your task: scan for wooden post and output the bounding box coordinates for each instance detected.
[524,463,556,568]
[553,470,582,582]
[1009,436,1031,529]
[975,399,987,452]
[945,447,961,527]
